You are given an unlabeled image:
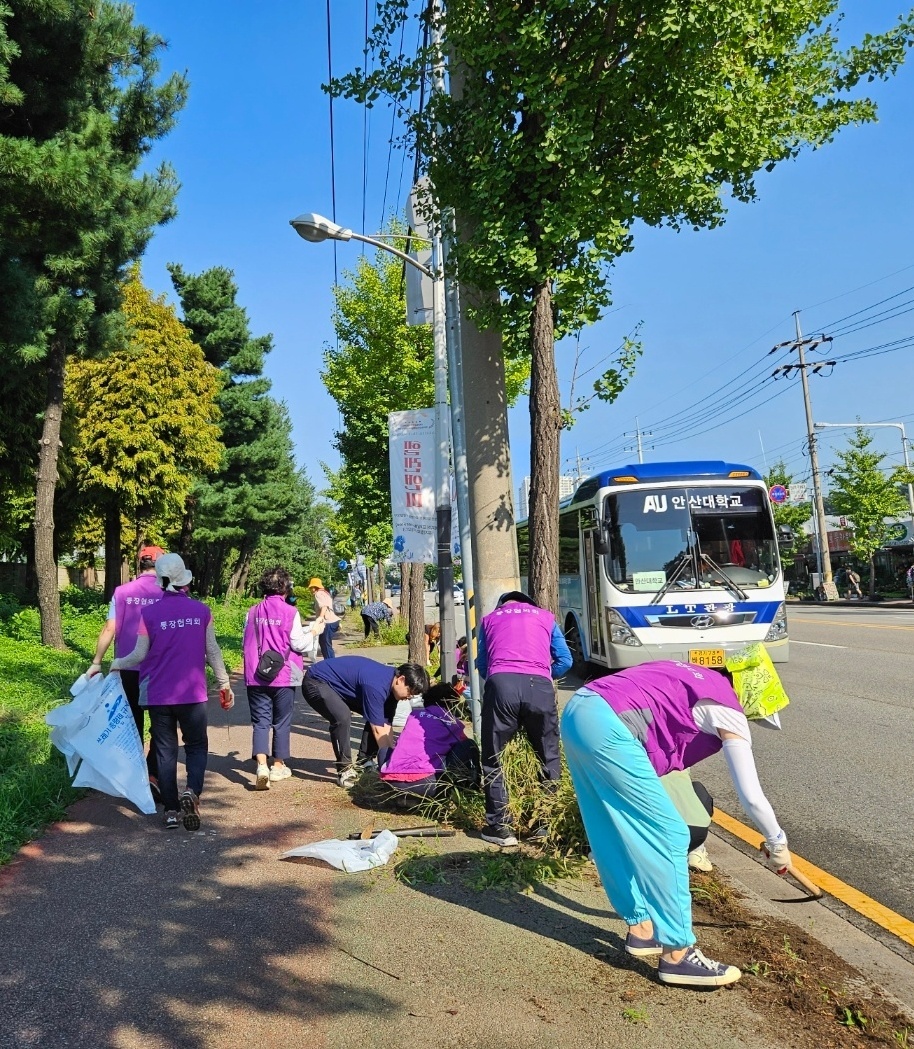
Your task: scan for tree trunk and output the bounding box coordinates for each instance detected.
[104,494,122,602]
[527,279,561,616]
[868,555,876,598]
[376,558,385,599]
[408,561,426,666]
[399,561,411,621]
[34,339,67,649]
[178,495,195,557]
[226,540,252,599]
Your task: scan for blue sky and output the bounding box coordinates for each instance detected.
[135,1,914,507]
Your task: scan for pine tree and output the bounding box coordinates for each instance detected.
[169,265,311,596]
[0,1,187,645]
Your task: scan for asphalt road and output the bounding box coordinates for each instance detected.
[694,603,914,925]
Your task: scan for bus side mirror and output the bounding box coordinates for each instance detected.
[594,523,610,555]
[777,525,794,546]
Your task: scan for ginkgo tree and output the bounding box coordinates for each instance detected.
[66,271,223,598]
[828,429,914,598]
[333,0,914,615]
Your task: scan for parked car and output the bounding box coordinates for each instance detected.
[435,584,465,606]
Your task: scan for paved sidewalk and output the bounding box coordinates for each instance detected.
[2,668,913,1049]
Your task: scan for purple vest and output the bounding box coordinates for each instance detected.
[380,705,467,781]
[480,602,556,678]
[113,572,163,658]
[587,661,744,777]
[242,596,304,687]
[138,591,212,707]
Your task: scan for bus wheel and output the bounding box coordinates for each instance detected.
[565,621,587,676]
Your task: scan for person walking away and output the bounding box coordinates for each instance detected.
[476,591,573,847]
[379,682,479,799]
[846,567,863,599]
[561,659,791,989]
[309,577,341,658]
[301,655,429,786]
[242,566,313,790]
[87,544,166,802]
[110,554,234,831]
[361,598,393,639]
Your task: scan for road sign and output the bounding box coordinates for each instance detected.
[768,484,788,504]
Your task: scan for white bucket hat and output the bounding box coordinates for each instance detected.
[155,553,193,591]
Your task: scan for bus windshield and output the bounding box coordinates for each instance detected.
[603,486,778,593]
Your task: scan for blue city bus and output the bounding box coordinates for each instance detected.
[517,461,789,671]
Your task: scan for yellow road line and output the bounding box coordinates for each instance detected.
[798,616,914,632]
[712,808,914,948]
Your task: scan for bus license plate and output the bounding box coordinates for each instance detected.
[689,649,726,668]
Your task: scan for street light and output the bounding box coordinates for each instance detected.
[814,421,914,542]
[290,211,458,683]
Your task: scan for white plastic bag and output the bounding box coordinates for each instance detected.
[46,673,156,815]
[280,829,399,872]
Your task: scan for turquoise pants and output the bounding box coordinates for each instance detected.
[561,688,695,949]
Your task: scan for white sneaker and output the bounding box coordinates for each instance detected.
[269,764,292,783]
[338,768,358,789]
[688,844,713,872]
[255,763,270,790]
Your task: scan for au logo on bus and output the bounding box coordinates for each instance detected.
[643,495,668,513]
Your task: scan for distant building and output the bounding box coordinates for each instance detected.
[517,475,578,521]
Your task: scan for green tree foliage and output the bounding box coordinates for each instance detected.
[828,429,913,597]
[321,237,435,562]
[763,461,812,566]
[334,0,914,614]
[169,264,319,596]
[0,1,187,646]
[65,271,223,596]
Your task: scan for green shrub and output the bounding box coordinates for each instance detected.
[0,593,22,620]
[3,607,41,643]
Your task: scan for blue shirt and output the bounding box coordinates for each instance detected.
[362,601,392,623]
[306,655,397,726]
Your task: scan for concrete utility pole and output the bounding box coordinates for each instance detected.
[770,312,837,586]
[624,418,651,464]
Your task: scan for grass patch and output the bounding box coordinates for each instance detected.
[393,847,586,892]
[0,592,246,864]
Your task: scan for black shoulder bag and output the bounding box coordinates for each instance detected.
[254,603,288,683]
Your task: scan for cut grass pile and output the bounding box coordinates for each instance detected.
[0,590,247,864]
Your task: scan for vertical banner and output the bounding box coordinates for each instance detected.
[389,408,437,563]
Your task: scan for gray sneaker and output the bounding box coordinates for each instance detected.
[658,947,741,988]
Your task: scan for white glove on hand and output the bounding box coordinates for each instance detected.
[86,663,102,678]
[762,840,792,875]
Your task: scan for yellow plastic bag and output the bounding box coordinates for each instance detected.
[725,642,789,720]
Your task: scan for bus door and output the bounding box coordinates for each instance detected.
[582,526,607,660]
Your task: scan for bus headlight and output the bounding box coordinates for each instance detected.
[607,608,642,647]
[764,602,788,642]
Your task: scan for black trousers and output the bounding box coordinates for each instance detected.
[120,669,157,778]
[302,676,397,772]
[688,780,715,852]
[480,672,560,830]
[361,614,381,638]
[148,702,208,812]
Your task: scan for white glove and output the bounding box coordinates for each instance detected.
[762,840,792,875]
[86,663,103,678]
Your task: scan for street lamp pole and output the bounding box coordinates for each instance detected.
[814,421,914,542]
[290,212,456,680]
